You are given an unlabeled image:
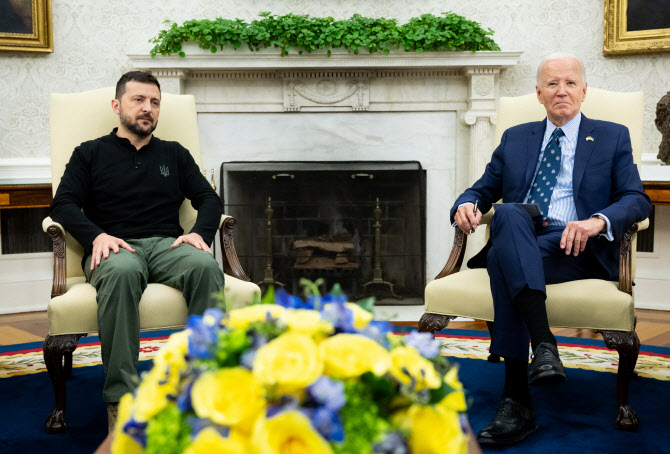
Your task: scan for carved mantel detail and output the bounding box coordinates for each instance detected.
[284,76,369,111]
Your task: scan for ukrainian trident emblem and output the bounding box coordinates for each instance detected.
[160,165,170,177]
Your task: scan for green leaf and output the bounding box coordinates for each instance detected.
[356,297,375,314]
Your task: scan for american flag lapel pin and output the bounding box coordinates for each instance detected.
[586,136,594,142]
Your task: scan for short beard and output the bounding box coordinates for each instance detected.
[119,111,157,138]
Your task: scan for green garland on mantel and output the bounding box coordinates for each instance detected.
[149,12,500,58]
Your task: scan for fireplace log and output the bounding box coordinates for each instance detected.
[293,239,353,252]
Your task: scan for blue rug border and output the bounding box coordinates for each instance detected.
[3,327,669,356]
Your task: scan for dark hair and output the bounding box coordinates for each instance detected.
[115,71,161,99]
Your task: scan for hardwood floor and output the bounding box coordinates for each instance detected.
[1,308,670,348]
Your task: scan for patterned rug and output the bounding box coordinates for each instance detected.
[1,328,669,454]
[3,328,668,381]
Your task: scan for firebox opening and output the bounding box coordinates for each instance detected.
[221,161,426,305]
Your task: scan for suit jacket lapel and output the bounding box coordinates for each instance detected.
[521,120,546,201]
[573,114,597,197]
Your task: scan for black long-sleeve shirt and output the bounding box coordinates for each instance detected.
[50,129,222,267]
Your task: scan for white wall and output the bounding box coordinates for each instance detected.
[1,0,669,161]
[1,0,669,313]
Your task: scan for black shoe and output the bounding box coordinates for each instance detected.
[528,342,567,385]
[476,397,538,446]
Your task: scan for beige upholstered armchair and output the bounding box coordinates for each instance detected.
[420,88,648,432]
[42,87,261,434]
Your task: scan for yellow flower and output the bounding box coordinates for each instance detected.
[438,367,467,412]
[253,333,323,392]
[183,427,251,454]
[191,367,265,428]
[252,410,333,454]
[132,368,173,422]
[282,309,334,337]
[111,394,142,454]
[319,333,391,378]
[227,304,286,329]
[404,404,467,454]
[388,346,441,390]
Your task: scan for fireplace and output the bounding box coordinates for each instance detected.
[129,48,521,295]
[221,161,425,303]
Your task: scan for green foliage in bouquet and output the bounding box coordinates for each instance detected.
[149,11,500,58]
[111,282,470,454]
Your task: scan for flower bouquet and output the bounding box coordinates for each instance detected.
[112,283,470,454]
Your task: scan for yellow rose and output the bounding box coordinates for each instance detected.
[389,346,441,390]
[404,404,467,454]
[183,427,251,454]
[282,309,334,337]
[252,410,333,454]
[319,333,391,378]
[132,368,173,422]
[253,333,323,392]
[438,367,467,412]
[227,304,286,329]
[111,394,142,454]
[191,367,265,428]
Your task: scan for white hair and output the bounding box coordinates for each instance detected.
[536,52,587,85]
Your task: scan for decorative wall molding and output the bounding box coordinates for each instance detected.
[0,158,52,185]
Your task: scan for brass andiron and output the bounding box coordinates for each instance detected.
[362,198,401,299]
[258,197,284,288]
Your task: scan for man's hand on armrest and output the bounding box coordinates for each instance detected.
[91,233,136,270]
[171,232,211,254]
[454,203,482,235]
[560,217,606,257]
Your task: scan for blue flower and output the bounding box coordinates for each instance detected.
[307,376,345,411]
[123,417,148,448]
[320,300,355,333]
[176,379,194,413]
[275,288,307,309]
[405,331,440,358]
[360,320,394,347]
[186,312,220,360]
[302,407,345,443]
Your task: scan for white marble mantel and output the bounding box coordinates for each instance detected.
[128,47,522,281]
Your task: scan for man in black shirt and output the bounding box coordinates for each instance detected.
[50,71,225,427]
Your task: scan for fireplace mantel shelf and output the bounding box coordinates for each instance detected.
[129,48,522,71]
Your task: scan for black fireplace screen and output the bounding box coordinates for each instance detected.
[220,161,426,304]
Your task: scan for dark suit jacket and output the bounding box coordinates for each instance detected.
[450,114,652,281]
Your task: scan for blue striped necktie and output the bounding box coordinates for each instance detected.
[529,128,564,226]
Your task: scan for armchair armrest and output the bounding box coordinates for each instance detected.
[43,216,67,298]
[434,208,494,280]
[218,214,251,282]
[618,218,648,296]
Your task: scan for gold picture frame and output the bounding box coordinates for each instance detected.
[604,0,670,55]
[0,0,53,53]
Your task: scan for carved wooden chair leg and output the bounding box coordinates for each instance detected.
[598,329,640,432]
[418,313,454,336]
[64,350,73,379]
[43,334,84,434]
[485,321,501,362]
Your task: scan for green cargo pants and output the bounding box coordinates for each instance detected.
[84,236,225,402]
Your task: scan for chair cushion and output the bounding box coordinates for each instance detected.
[424,269,635,331]
[48,275,261,336]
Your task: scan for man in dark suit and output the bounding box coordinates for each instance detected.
[451,53,651,446]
